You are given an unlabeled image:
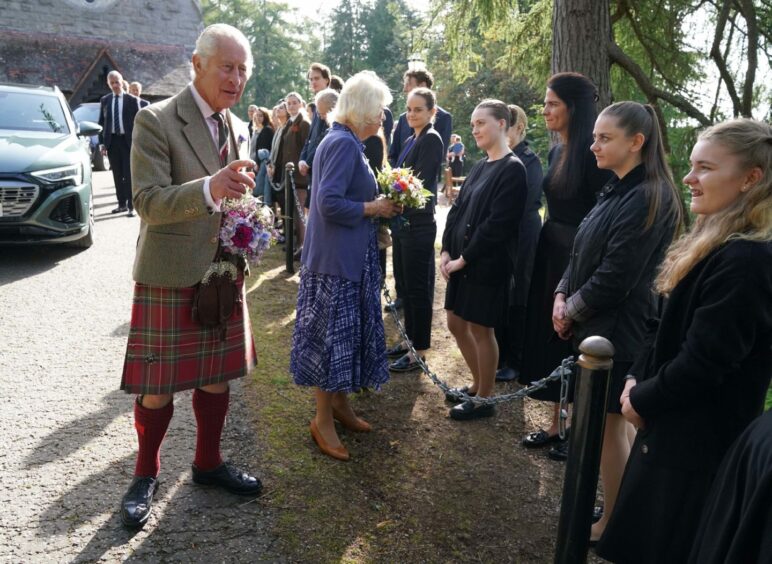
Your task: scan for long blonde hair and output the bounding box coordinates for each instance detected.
[656,118,772,294]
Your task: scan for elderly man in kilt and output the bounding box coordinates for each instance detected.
[118,23,263,529]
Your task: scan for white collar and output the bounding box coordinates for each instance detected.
[189,82,222,120]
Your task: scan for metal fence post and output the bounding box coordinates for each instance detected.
[554,336,614,564]
[284,162,295,274]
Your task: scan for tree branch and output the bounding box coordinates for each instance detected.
[736,0,758,116]
[710,1,743,116]
[607,40,711,125]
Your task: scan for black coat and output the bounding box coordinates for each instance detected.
[398,123,444,219]
[441,154,527,284]
[558,165,678,361]
[512,141,544,305]
[596,239,772,564]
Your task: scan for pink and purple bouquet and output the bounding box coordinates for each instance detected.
[376,165,433,209]
[219,194,278,265]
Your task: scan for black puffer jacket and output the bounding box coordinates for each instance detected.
[557,164,678,361]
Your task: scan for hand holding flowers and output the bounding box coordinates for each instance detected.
[219,192,278,265]
[376,165,433,210]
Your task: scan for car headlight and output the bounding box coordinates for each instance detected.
[31,164,84,186]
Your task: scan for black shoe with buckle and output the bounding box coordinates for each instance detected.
[522,428,568,448]
[389,354,424,373]
[444,386,476,404]
[192,462,263,496]
[120,476,159,529]
[449,400,495,421]
[386,343,409,358]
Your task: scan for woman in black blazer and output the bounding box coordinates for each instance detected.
[596,118,772,563]
[386,88,445,373]
[552,101,683,543]
[440,99,528,420]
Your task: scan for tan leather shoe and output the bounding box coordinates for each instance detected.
[310,419,350,461]
[332,407,372,432]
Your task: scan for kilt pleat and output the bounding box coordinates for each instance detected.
[120,278,256,395]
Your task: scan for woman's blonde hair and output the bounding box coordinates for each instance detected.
[655,118,772,294]
[331,71,392,131]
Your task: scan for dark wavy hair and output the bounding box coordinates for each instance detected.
[547,72,599,196]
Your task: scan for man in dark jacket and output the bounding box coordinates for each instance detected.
[98,70,142,216]
[298,62,332,180]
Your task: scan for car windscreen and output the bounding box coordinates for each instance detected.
[0,91,70,134]
[73,104,99,124]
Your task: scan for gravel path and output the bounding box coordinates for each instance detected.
[0,172,280,563]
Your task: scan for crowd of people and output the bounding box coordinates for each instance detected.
[117,22,771,563]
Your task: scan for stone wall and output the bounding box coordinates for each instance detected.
[0,0,202,49]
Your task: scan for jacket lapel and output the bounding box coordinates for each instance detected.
[178,86,220,175]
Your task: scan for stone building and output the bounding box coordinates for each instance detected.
[0,0,203,105]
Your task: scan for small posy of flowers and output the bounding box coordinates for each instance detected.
[376,165,433,209]
[219,193,278,265]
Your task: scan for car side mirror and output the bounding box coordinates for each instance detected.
[77,120,102,137]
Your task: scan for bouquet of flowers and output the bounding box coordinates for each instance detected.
[219,193,278,265]
[376,165,433,209]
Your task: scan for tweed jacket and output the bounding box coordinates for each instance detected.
[130,85,249,288]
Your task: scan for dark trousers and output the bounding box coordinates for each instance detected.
[107,135,133,210]
[494,303,526,369]
[392,220,436,350]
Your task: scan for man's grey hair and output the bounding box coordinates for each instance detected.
[314,88,339,110]
[107,70,123,82]
[191,23,253,80]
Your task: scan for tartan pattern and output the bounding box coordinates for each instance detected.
[120,278,256,395]
[290,226,389,393]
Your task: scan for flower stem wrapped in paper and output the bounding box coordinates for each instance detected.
[376,165,433,209]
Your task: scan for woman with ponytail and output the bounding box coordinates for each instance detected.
[552,101,683,543]
[596,118,772,563]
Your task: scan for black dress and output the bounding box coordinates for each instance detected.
[519,145,611,398]
[442,154,527,328]
[596,239,772,564]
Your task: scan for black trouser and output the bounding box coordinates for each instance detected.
[494,302,526,370]
[107,135,133,210]
[392,218,436,350]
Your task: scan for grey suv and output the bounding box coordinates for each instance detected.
[0,83,100,248]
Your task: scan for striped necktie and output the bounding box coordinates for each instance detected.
[212,112,229,167]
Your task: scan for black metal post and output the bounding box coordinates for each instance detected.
[284,162,295,274]
[554,336,614,564]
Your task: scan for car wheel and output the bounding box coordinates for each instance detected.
[93,149,109,172]
[72,190,95,248]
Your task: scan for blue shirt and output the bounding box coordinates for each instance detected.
[302,123,378,282]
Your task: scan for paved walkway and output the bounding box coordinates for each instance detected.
[0,172,280,562]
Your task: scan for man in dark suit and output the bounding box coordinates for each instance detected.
[297,62,331,180]
[98,70,141,216]
[129,82,151,108]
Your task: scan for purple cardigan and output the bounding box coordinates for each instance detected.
[301,123,377,282]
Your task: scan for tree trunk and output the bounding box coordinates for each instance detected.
[552,0,612,109]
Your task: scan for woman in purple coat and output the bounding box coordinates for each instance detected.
[290,72,402,461]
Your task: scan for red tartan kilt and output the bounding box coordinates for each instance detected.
[121,278,257,395]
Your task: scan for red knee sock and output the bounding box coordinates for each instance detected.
[192,388,229,471]
[134,399,174,477]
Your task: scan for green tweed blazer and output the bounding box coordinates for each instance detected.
[130,86,249,287]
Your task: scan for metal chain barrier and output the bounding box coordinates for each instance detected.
[383,285,574,415]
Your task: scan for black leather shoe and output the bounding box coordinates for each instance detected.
[120,476,158,529]
[547,441,569,461]
[192,462,263,496]
[384,297,403,312]
[521,428,568,448]
[495,367,519,382]
[449,400,495,421]
[111,206,128,214]
[386,343,409,358]
[389,354,424,372]
[444,386,476,404]
[126,209,135,217]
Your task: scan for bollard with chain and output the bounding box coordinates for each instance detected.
[554,336,614,564]
[284,162,295,274]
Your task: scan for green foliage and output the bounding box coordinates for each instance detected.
[201,0,320,115]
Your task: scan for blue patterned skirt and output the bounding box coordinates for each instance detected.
[290,225,389,393]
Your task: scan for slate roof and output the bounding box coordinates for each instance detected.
[0,30,191,102]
